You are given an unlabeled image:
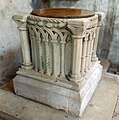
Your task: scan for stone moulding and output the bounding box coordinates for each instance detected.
[13,12,104,117]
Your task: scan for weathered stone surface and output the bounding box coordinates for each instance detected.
[13,75,81,116]
[111,87,119,120]
[13,62,102,116]
[0,111,21,120]
[0,0,32,82]
[0,74,118,120]
[12,9,104,117]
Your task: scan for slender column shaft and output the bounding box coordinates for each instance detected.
[52,42,58,76]
[33,37,38,71]
[89,31,95,65]
[92,12,105,61]
[18,27,32,69]
[60,43,65,77]
[87,32,92,69]
[81,37,88,75]
[12,15,32,69]
[70,35,83,81]
[92,26,100,61]
[28,26,35,67]
[45,41,50,75]
[38,37,43,72]
[85,39,90,72]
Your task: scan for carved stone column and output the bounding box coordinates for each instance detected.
[51,39,59,77]
[68,23,85,81]
[12,15,32,69]
[81,33,88,75]
[59,41,66,77]
[92,12,105,62]
[44,36,51,75]
[71,35,83,81]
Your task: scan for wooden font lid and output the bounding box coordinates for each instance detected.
[31,8,95,18]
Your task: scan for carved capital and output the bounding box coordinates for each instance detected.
[67,23,85,36]
[67,15,98,36]
[12,14,28,30]
[95,12,105,26]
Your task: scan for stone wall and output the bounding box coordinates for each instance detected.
[0,0,32,82]
[109,0,119,63]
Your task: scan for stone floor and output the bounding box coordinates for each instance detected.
[112,95,119,120]
[0,74,118,120]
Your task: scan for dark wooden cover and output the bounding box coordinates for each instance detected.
[31,8,95,18]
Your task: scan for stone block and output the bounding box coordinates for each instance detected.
[13,62,102,117]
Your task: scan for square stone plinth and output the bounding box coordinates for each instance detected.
[13,62,102,117]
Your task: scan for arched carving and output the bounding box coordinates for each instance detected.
[27,14,99,80]
[27,19,72,78]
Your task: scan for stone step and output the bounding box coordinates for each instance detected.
[0,111,21,120]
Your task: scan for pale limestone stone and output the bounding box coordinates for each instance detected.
[92,12,105,62]
[0,76,119,120]
[13,61,102,116]
[12,15,32,69]
[13,11,104,117]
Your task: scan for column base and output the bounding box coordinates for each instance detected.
[21,64,33,69]
[68,74,82,82]
[91,55,98,62]
[13,62,102,117]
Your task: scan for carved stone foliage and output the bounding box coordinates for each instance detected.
[27,15,72,78]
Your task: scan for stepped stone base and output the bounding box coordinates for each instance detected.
[13,62,102,117]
